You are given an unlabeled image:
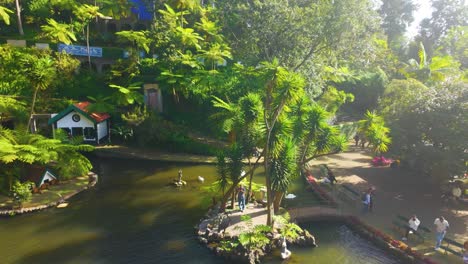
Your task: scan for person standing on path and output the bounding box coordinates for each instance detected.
[362,189,371,214]
[434,216,449,250]
[369,187,376,212]
[238,184,246,212]
[402,215,420,241]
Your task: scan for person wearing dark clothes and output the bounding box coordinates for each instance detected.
[327,171,338,185]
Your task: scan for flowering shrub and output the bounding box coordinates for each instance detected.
[372,156,393,166]
[342,216,438,264]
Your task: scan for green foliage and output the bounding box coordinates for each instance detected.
[238,223,272,251]
[133,113,219,155]
[40,18,76,44]
[0,5,13,25]
[116,30,152,53]
[380,80,467,182]
[12,181,33,206]
[358,110,391,155]
[271,137,296,193]
[216,151,228,194]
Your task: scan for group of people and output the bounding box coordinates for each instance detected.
[400,215,450,250]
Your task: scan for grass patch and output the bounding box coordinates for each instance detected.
[0,177,89,210]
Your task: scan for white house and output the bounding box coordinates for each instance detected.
[48,102,110,144]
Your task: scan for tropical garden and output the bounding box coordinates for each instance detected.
[0,0,466,240]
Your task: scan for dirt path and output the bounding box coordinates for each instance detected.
[309,145,467,261]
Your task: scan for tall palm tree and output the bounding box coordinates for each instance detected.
[271,137,296,214]
[261,60,304,226]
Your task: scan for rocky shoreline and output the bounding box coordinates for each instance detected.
[196,206,317,264]
[0,172,98,217]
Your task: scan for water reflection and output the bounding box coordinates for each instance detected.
[0,158,399,264]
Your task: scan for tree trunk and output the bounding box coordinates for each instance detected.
[15,0,24,35]
[246,159,254,203]
[220,153,263,211]
[86,23,91,69]
[273,191,284,214]
[26,87,39,132]
[230,190,235,209]
[264,130,273,226]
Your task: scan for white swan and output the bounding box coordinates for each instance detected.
[197,176,205,183]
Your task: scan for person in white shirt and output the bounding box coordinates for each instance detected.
[434,216,449,249]
[402,215,420,241]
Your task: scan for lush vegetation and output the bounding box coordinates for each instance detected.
[0,1,466,214]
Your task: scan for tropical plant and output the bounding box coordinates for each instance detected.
[12,180,33,207]
[21,56,57,132]
[108,83,144,106]
[74,4,104,68]
[0,5,13,25]
[40,18,77,44]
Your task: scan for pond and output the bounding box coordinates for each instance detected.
[0,158,399,264]
[264,221,400,264]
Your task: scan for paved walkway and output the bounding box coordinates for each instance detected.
[308,146,467,263]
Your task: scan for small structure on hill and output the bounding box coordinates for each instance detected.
[48,102,110,144]
[23,167,59,192]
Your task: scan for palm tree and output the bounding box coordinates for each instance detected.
[358,110,391,156]
[262,61,304,226]
[41,18,77,45]
[271,137,296,214]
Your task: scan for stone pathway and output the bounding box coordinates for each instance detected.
[308,146,467,262]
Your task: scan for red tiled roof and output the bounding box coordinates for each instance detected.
[74,102,110,123]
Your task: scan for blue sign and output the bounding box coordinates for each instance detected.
[58,44,103,57]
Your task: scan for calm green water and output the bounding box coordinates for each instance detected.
[264,221,400,264]
[0,158,399,264]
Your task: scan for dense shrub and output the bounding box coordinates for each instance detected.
[133,114,220,155]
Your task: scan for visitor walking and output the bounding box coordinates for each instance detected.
[402,215,420,241]
[238,184,246,212]
[369,187,376,212]
[361,189,371,214]
[353,134,359,146]
[434,216,449,250]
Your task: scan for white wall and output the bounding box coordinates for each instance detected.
[40,171,57,186]
[56,111,94,128]
[97,120,108,140]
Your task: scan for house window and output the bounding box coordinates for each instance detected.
[71,127,83,137]
[84,127,96,140]
[72,114,81,122]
